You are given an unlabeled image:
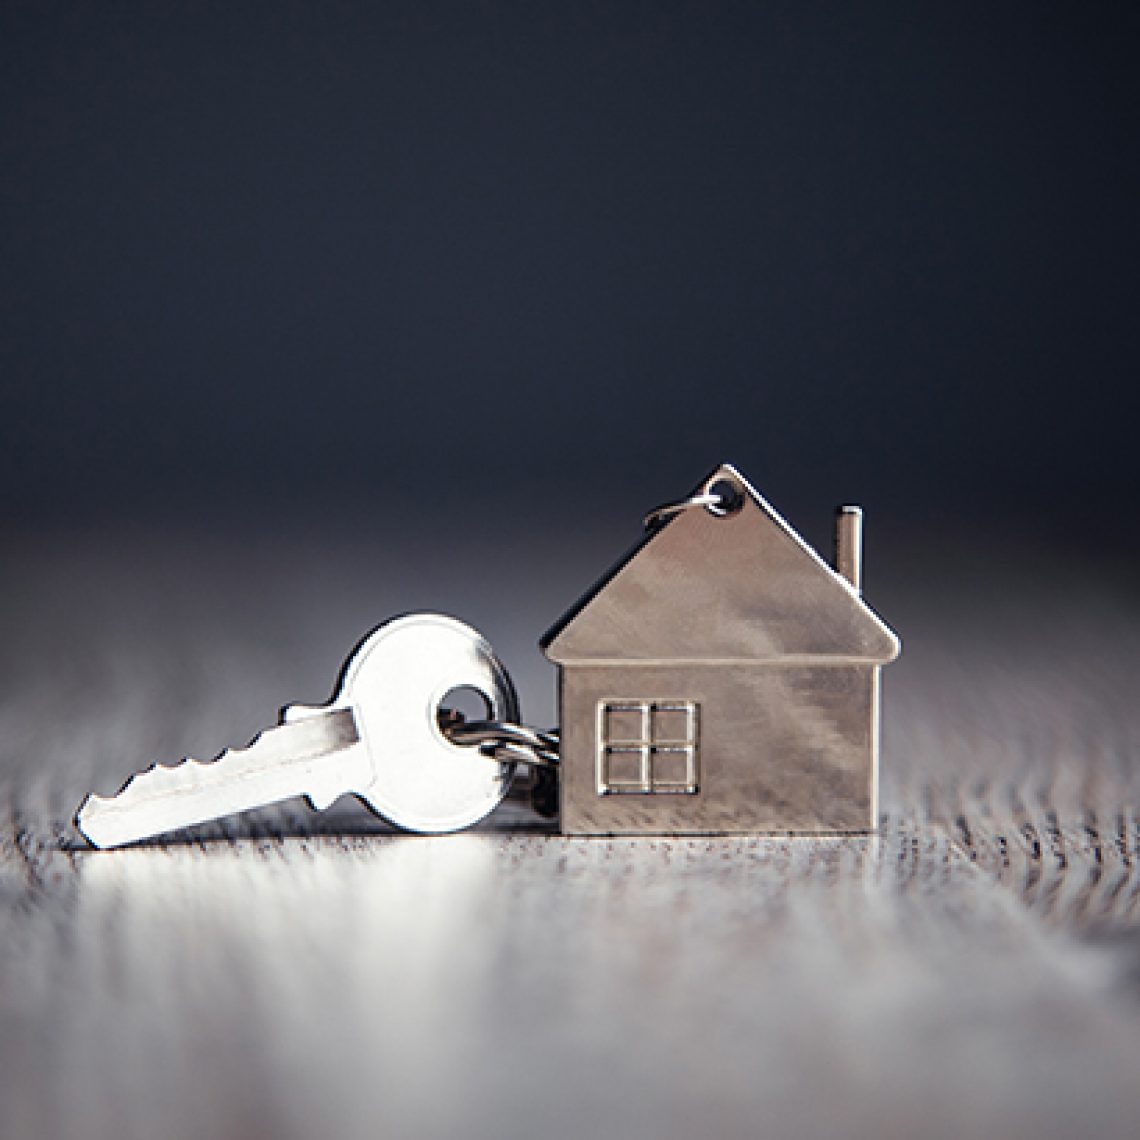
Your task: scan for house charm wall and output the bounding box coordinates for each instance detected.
[541,464,901,836]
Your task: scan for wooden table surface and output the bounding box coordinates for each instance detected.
[2,520,1138,1140]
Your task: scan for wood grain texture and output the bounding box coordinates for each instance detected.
[2,524,1139,1140]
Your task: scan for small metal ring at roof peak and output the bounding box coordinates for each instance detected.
[643,481,744,530]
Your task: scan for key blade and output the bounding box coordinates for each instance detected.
[76,708,361,849]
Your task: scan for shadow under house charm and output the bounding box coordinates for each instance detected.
[75,461,899,848]
[541,463,900,836]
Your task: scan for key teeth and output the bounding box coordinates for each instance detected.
[76,756,194,848]
[75,709,360,849]
[76,750,238,848]
[118,751,231,793]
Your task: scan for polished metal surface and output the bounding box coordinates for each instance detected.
[543,463,900,835]
[77,613,517,846]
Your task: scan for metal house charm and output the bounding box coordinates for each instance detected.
[541,463,901,836]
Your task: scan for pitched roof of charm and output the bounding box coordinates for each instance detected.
[541,463,901,665]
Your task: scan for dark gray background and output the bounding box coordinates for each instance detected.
[2,1,1136,554]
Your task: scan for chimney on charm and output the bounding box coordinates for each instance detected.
[835,505,863,593]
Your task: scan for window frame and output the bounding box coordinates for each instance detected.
[596,699,700,796]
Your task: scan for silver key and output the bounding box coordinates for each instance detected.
[76,613,518,848]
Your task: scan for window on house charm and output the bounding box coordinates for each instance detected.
[597,700,699,795]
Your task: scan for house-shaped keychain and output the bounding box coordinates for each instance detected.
[541,463,900,836]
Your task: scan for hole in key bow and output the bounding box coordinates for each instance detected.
[437,685,493,734]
